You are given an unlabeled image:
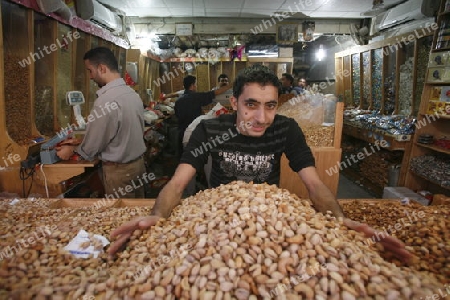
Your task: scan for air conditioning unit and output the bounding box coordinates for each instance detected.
[373,0,438,33]
[76,0,123,33]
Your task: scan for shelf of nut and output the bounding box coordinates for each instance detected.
[277,102,334,147]
[4,55,32,145]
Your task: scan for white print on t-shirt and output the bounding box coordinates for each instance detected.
[218,151,274,182]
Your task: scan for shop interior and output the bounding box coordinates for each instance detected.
[0,0,449,298]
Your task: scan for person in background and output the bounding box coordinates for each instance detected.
[108,65,413,265]
[160,89,184,101]
[297,77,309,92]
[280,73,298,95]
[56,47,146,199]
[212,74,230,91]
[174,75,231,158]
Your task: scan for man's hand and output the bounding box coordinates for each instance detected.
[108,215,160,257]
[59,138,82,146]
[55,145,76,160]
[343,218,413,264]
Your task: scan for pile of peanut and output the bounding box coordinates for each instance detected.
[0,183,447,299]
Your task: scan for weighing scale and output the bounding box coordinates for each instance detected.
[40,91,86,164]
[66,91,86,130]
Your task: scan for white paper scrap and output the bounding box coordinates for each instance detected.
[64,229,110,258]
[9,198,20,205]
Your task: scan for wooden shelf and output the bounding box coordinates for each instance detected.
[409,169,450,191]
[167,57,248,63]
[425,81,450,85]
[38,160,99,186]
[343,123,412,151]
[415,142,450,155]
[432,47,450,52]
[341,167,383,197]
[405,0,450,196]
[144,56,250,63]
[43,159,98,168]
[420,113,450,120]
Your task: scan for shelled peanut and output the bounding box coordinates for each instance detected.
[341,200,450,284]
[0,184,446,299]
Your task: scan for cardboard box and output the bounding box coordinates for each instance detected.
[382,187,430,205]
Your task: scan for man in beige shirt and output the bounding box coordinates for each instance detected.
[57,47,147,199]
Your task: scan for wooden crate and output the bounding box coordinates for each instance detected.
[48,198,117,209]
[113,199,155,208]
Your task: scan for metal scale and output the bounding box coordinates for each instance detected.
[40,91,86,164]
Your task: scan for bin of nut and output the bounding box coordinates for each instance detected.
[0,182,448,299]
[277,97,335,147]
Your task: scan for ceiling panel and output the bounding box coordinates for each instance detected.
[309,12,363,19]
[100,0,409,19]
[123,8,172,18]
[278,0,330,12]
[204,0,245,9]
[206,9,244,17]
[242,0,283,9]
[98,0,166,9]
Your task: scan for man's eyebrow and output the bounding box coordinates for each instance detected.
[243,98,278,104]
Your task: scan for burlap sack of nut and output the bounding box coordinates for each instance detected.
[0,182,445,299]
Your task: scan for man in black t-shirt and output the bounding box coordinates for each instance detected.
[109,65,413,264]
[182,113,314,188]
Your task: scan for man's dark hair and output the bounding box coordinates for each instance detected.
[282,73,294,85]
[183,75,196,90]
[233,65,282,98]
[83,47,119,72]
[217,73,229,82]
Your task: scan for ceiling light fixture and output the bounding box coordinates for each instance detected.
[316,44,326,61]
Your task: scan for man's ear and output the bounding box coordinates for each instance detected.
[98,63,108,74]
[230,96,238,111]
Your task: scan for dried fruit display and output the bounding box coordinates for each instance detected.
[0,183,447,299]
[4,55,32,145]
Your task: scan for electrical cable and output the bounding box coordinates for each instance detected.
[40,164,49,198]
[19,166,35,198]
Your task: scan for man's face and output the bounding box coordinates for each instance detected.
[281,76,290,88]
[85,60,105,88]
[230,83,278,137]
[219,77,229,87]
[298,79,306,88]
[190,81,197,92]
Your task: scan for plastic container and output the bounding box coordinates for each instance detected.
[388,165,401,187]
[323,94,337,124]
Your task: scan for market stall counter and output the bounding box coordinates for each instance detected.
[31,159,101,198]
